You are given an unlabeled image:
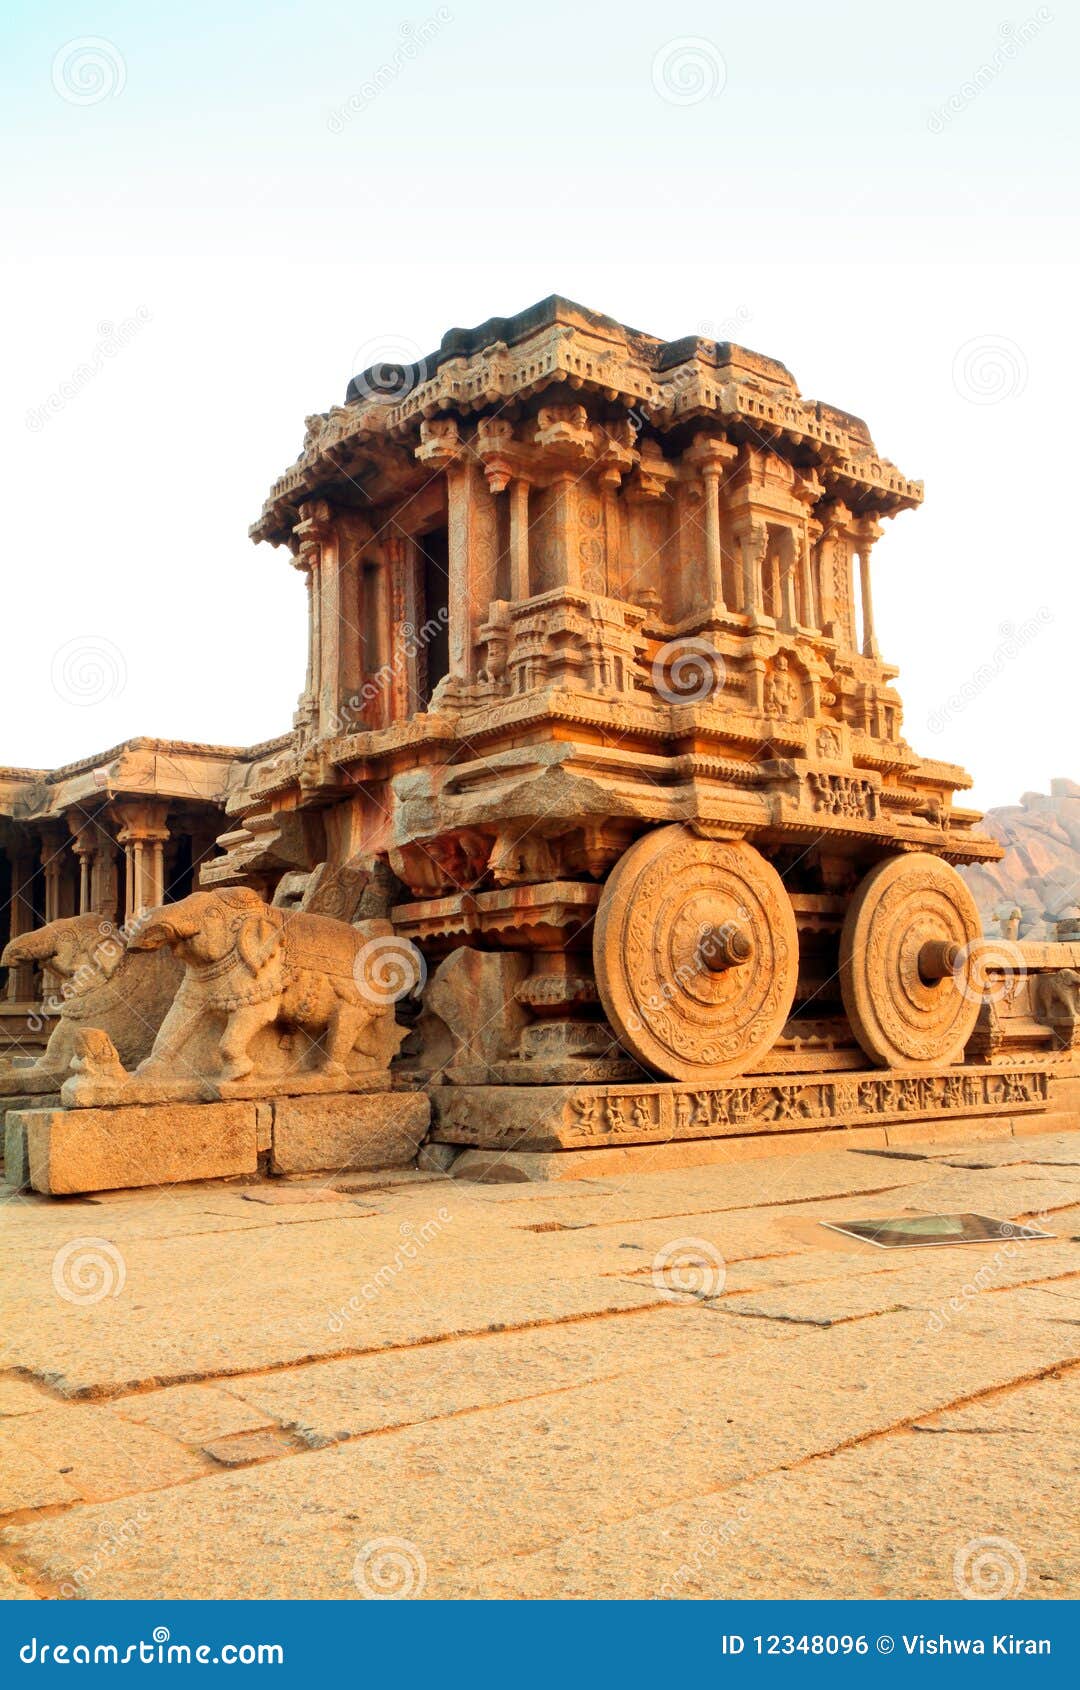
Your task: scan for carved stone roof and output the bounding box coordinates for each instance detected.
[250,295,923,547]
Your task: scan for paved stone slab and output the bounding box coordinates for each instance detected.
[0,1561,38,1600]
[445,1372,1080,1600]
[1,1400,209,1509]
[228,1304,767,1445]
[108,1383,277,1445]
[5,1299,1079,1598]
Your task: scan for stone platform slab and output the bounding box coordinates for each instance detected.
[15,1102,260,1195]
[6,1089,433,1196]
[431,1064,1053,1155]
[269,1091,430,1175]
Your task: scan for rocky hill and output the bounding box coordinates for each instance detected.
[962,780,1080,937]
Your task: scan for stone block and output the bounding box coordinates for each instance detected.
[19,1102,259,1196]
[269,1091,430,1176]
[4,1108,42,1190]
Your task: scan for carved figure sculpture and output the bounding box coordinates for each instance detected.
[127,888,405,1085]
[764,654,799,718]
[0,915,181,1094]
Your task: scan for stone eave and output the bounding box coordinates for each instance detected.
[0,733,294,823]
[250,296,922,547]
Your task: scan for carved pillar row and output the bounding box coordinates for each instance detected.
[5,848,36,1001]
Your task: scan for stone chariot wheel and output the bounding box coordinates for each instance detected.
[839,852,983,1069]
[593,825,799,1082]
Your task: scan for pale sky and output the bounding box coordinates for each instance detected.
[3,0,1076,810]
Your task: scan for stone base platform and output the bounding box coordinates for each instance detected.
[6,1090,431,1196]
[431,1063,1065,1182]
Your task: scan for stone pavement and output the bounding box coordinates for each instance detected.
[1,1130,1079,1601]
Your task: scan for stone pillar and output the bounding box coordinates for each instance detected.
[111,801,170,923]
[292,500,337,734]
[796,531,815,628]
[69,823,97,915]
[737,521,769,624]
[371,554,392,726]
[856,518,883,659]
[509,478,531,602]
[549,473,580,591]
[335,517,367,722]
[685,436,738,614]
[446,459,479,681]
[702,469,725,611]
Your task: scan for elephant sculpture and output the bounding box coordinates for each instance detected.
[1033,967,1080,1048]
[127,886,410,1086]
[0,914,181,1094]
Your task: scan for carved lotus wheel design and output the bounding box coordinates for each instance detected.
[839,852,983,1069]
[593,825,799,1081]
